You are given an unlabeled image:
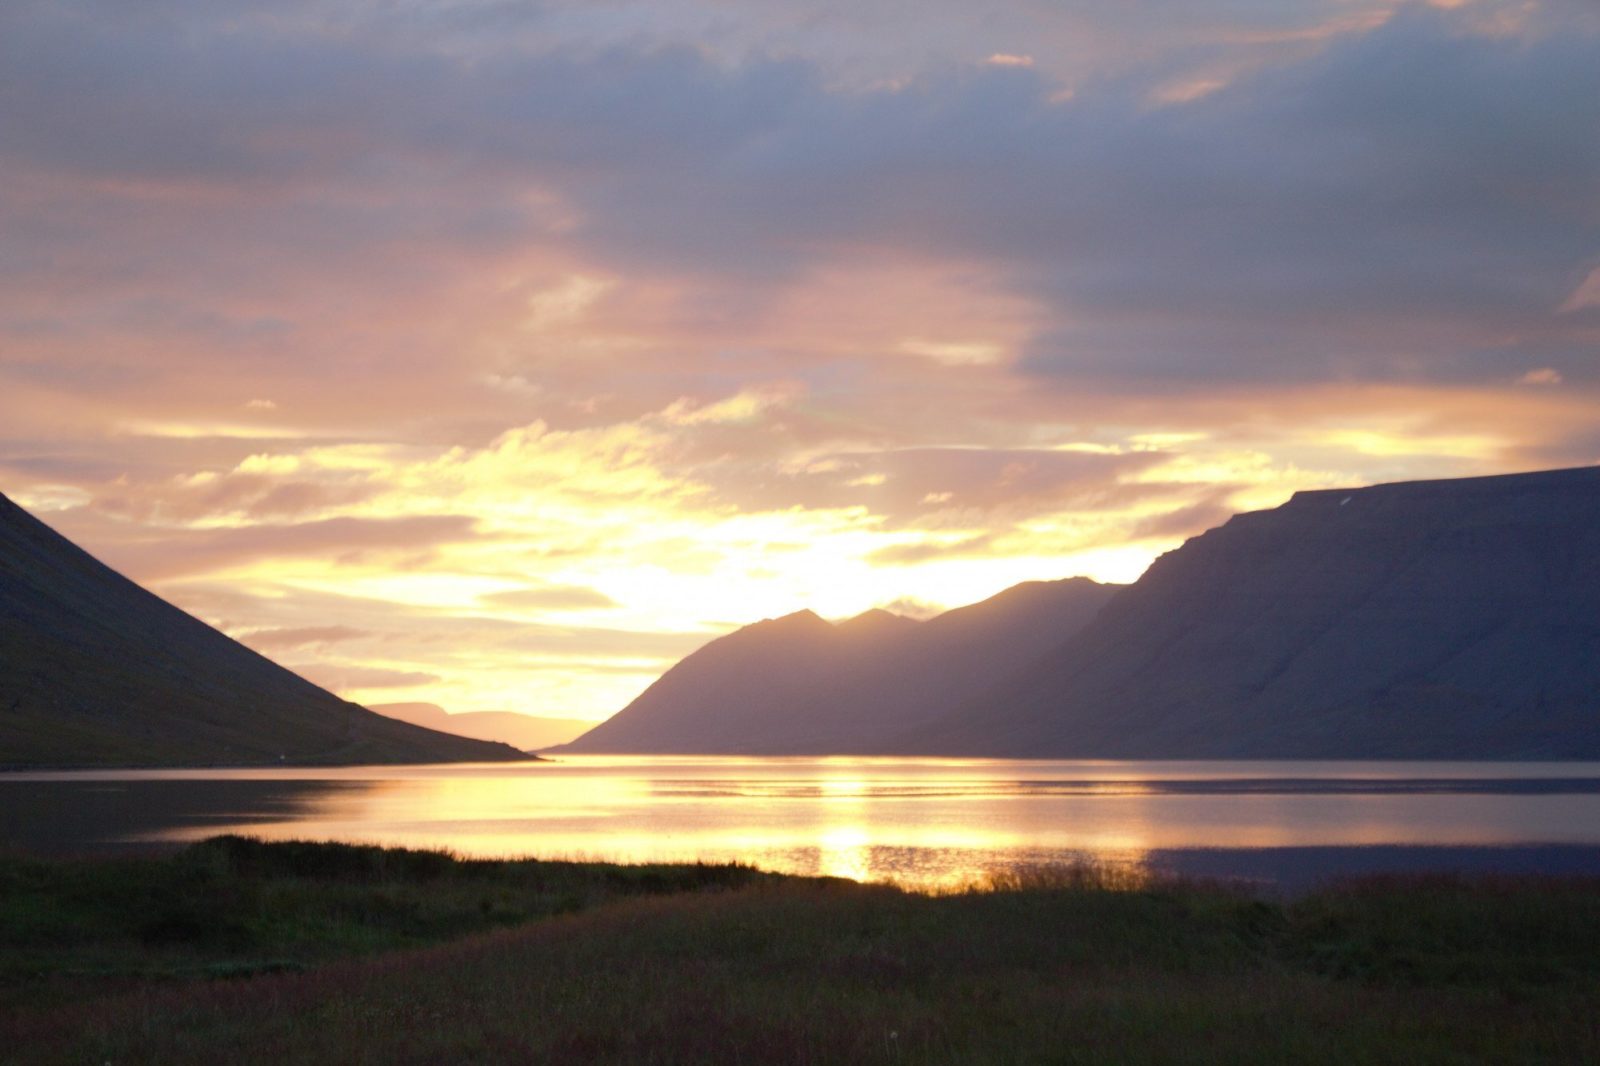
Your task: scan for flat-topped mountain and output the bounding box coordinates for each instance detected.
[904,466,1600,758]
[557,577,1120,754]
[0,493,524,767]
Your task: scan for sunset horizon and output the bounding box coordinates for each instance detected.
[6,4,1600,1054]
[4,0,1597,723]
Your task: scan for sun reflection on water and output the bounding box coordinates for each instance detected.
[817,825,873,881]
[25,756,1600,891]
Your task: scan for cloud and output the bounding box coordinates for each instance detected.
[1124,492,1242,540]
[877,596,945,620]
[5,2,1596,405]
[238,625,369,651]
[479,585,619,611]
[3,0,1598,719]
[991,13,1600,389]
[293,663,442,692]
[90,471,376,524]
[868,534,999,566]
[66,513,486,581]
[702,447,1169,527]
[167,576,717,712]
[1559,267,1600,312]
[177,581,711,660]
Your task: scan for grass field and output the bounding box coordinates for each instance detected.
[5,837,1600,1063]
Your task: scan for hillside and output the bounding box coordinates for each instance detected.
[0,493,525,767]
[904,466,1600,758]
[370,703,591,751]
[558,577,1120,754]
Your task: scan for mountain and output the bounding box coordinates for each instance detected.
[369,703,592,751]
[903,466,1600,758]
[0,493,525,767]
[557,577,1121,754]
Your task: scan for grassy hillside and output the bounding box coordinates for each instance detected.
[5,839,1600,1063]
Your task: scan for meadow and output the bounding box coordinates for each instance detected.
[5,836,1600,1063]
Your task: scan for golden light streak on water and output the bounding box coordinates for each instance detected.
[12,757,1600,890]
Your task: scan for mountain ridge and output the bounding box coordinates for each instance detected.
[557,576,1121,754]
[369,703,591,752]
[0,492,525,767]
[898,465,1600,758]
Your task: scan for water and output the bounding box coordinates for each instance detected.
[6,756,1600,891]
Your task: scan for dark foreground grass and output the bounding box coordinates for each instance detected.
[0,835,783,1012]
[6,841,1600,1064]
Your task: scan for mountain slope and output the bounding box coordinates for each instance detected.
[904,466,1600,758]
[370,703,591,751]
[0,493,524,767]
[558,578,1120,754]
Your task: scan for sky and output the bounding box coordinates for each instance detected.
[2,0,1597,722]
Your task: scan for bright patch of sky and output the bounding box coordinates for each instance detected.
[2,0,1596,718]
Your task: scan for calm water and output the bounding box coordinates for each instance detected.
[6,756,1600,891]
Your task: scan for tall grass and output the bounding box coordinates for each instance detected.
[6,840,1600,1063]
[973,860,1151,894]
[0,834,783,1012]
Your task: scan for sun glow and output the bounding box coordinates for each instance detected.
[1319,429,1505,461]
[138,381,1569,718]
[3,0,1598,736]
[817,825,874,881]
[118,372,1578,720]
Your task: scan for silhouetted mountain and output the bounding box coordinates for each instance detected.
[904,466,1600,758]
[557,578,1120,754]
[369,702,591,751]
[0,493,524,767]
[834,608,921,638]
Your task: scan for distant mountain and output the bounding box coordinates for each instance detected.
[0,493,525,767]
[557,578,1121,754]
[370,703,592,751]
[903,466,1600,758]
